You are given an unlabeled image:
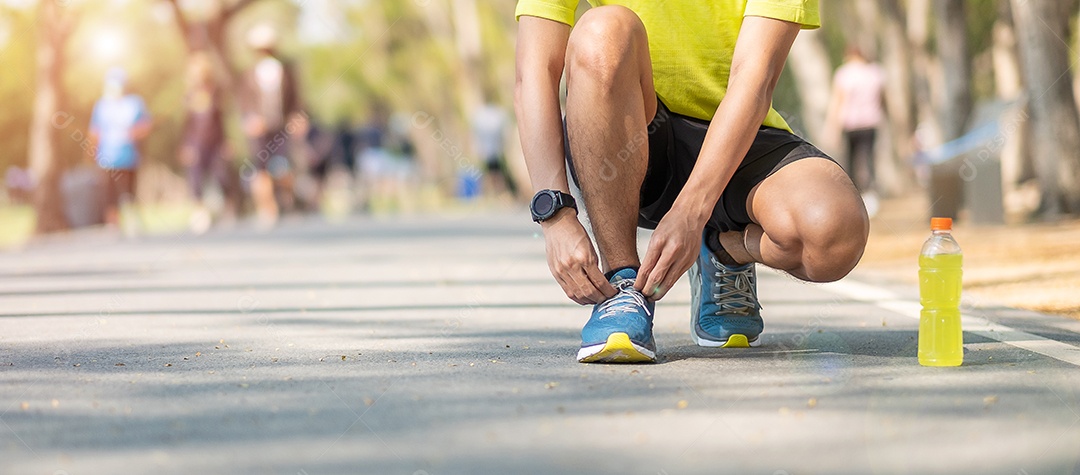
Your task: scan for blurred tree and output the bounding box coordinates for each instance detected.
[450,0,483,114]
[904,0,939,147]
[991,0,1033,214]
[786,29,831,144]
[27,0,76,233]
[0,8,35,177]
[935,0,973,142]
[166,0,262,86]
[879,0,916,191]
[1011,0,1080,217]
[927,0,972,219]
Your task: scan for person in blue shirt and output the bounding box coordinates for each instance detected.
[89,67,152,227]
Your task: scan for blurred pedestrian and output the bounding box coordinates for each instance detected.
[240,23,302,228]
[354,108,390,210]
[472,102,518,199]
[89,67,152,231]
[316,120,359,219]
[292,112,336,211]
[826,45,886,216]
[181,52,235,233]
[332,120,357,173]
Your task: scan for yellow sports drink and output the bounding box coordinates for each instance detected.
[918,217,963,366]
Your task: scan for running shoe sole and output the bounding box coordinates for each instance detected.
[689,261,762,349]
[690,331,761,348]
[577,333,656,363]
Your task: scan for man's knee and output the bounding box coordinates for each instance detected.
[797,200,869,283]
[762,193,867,283]
[566,6,646,86]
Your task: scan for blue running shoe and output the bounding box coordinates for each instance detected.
[577,268,656,363]
[689,232,763,348]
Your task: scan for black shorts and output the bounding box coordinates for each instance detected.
[566,100,833,233]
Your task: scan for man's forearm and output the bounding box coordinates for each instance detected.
[514,75,569,194]
[515,16,572,195]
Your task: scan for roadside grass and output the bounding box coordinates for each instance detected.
[0,202,194,251]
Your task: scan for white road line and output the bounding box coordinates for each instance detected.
[822,279,1080,368]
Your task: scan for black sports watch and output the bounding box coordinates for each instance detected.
[530,190,577,223]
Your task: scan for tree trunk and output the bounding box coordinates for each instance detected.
[1076,13,1080,115]
[28,0,72,233]
[993,0,1035,217]
[450,0,484,116]
[878,0,917,195]
[853,0,879,59]
[168,1,263,113]
[934,0,972,141]
[993,0,1023,101]
[906,0,941,146]
[786,29,832,144]
[1012,0,1080,216]
[923,0,972,220]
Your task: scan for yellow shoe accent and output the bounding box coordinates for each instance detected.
[721,334,751,348]
[578,333,656,364]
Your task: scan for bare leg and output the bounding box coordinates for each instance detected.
[252,170,279,225]
[720,158,869,283]
[564,6,658,273]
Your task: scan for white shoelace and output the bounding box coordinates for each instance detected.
[710,265,757,316]
[596,279,652,319]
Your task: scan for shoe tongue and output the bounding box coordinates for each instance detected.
[609,267,638,284]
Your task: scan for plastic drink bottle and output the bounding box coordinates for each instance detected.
[918,217,964,366]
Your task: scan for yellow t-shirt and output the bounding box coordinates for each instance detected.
[515,0,819,131]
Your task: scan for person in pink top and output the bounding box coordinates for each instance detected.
[827,46,886,213]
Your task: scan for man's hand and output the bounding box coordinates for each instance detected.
[543,209,617,305]
[636,206,706,301]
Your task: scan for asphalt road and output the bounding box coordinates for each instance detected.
[2,212,1079,475]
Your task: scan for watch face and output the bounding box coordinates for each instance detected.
[533,192,555,217]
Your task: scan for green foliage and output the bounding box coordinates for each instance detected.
[0,204,34,249]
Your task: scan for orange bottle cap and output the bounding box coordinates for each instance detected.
[930,217,952,231]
